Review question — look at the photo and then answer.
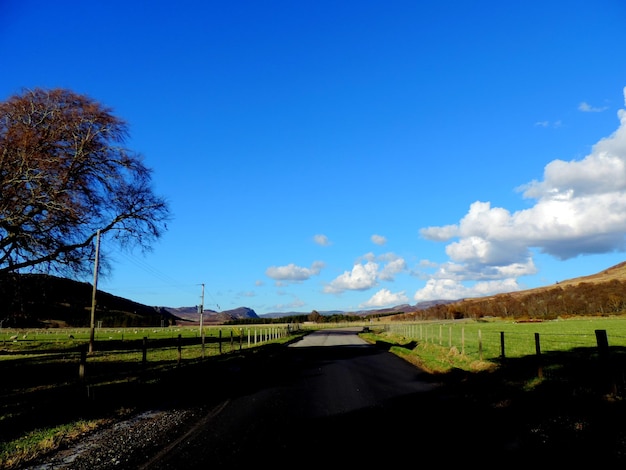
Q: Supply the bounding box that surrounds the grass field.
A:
[379,316,626,362]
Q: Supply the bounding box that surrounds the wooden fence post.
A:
[500,331,505,359]
[478,329,483,361]
[201,326,205,360]
[79,347,86,381]
[177,334,182,365]
[535,333,542,378]
[595,329,616,396]
[219,329,223,354]
[142,337,148,366]
[461,327,465,355]
[595,329,609,358]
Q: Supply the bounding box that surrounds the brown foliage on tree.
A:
[0,88,170,277]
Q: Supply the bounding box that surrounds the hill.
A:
[396,260,626,321]
[0,273,180,328]
[520,260,626,292]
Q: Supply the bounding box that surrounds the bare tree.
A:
[0,88,170,277]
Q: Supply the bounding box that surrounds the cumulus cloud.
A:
[360,288,409,308]
[378,257,407,281]
[313,234,331,246]
[371,234,387,245]
[324,261,379,293]
[417,86,626,301]
[266,261,324,283]
[324,253,407,294]
[414,278,522,302]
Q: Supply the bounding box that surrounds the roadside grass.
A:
[368,315,626,364]
[0,419,111,470]
[360,329,497,374]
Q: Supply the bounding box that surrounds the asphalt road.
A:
[139,327,524,468]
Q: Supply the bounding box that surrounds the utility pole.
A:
[199,283,205,358]
[89,229,101,354]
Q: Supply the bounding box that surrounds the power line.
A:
[110,248,197,296]
[107,248,221,310]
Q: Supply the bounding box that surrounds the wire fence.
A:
[382,318,626,361]
[0,324,303,393]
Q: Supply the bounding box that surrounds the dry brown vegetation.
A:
[393,261,626,322]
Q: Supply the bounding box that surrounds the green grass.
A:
[379,316,626,364]
[0,419,110,469]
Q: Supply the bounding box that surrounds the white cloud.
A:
[360,288,408,308]
[421,224,458,241]
[579,101,608,113]
[414,278,521,302]
[324,261,379,293]
[324,252,408,294]
[266,261,324,282]
[371,234,387,245]
[272,299,306,310]
[313,234,331,246]
[378,257,407,281]
[534,120,562,128]
[429,259,537,282]
[417,86,626,297]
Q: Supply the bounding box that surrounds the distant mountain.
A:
[260,301,456,319]
[260,310,344,319]
[165,306,259,324]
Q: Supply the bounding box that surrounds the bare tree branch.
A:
[0,88,170,277]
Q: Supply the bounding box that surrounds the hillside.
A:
[525,260,626,291]
[0,274,180,328]
[469,260,626,304]
[397,260,626,321]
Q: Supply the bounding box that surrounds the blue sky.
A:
[2,1,626,315]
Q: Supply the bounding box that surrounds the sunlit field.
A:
[382,316,626,361]
[0,324,298,364]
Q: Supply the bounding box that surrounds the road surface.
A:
[139,327,512,468]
